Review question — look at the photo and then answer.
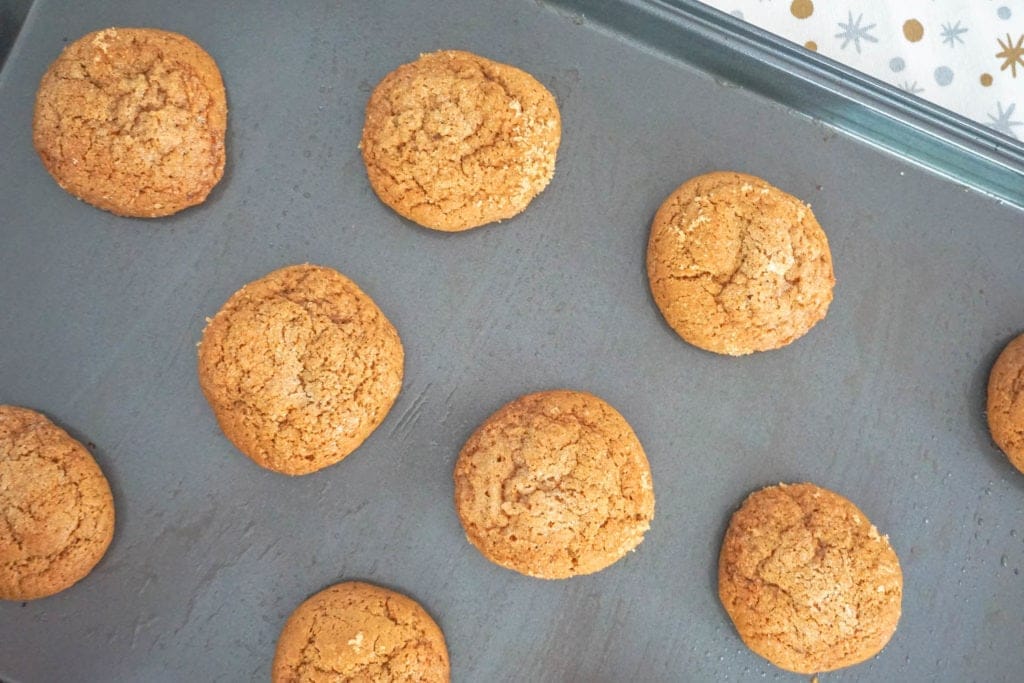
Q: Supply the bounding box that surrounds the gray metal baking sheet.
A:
[1,1,1023,681]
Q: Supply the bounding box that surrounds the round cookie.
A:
[33,27,227,217]
[197,264,404,476]
[987,332,1024,474]
[0,405,115,601]
[646,171,835,355]
[360,50,561,232]
[453,390,655,579]
[272,581,450,683]
[718,482,903,674]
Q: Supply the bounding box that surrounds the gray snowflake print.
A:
[988,102,1021,139]
[835,11,878,53]
[899,80,925,95]
[940,21,968,48]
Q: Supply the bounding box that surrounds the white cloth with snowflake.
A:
[697,0,1023,140]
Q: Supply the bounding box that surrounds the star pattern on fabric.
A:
[701,2,1020,132]
[940,21,968,48]
[899,80,924,95]
[996,33,1024,78]
[987,101,1021,139]
[835,11,878,54]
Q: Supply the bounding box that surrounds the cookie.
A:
[646,171,835,355]
[197,264,404,476]
[272,581,450,682]
[360,50,561,232]
[453,390,655,579]
[718,482,903,674]
[33,27,227,217]
[987,332,1024,474]
[0,405,115,601]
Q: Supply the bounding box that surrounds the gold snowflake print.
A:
[996,33,1024,78]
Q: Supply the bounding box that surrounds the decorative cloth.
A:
[697,0,1024,139]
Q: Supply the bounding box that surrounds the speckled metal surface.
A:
[1,1,1022,681]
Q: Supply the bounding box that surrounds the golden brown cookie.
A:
[197,264,404,476]
[453,390,655,579]
[0,405,115,601]
[272,581,450,683]
[33,27,227,217]
[718,482,903,674]
[646,171,835,355]
[360,50,561,232]
[987,332,1024,474]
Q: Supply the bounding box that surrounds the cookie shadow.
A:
[708,487,751,634]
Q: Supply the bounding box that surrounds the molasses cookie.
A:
[987,332,1024,474]
[0,405,115,601]
[272,581,450,682]
[197,264,404,475]
[33,28,227,217]
[361,50,560,231]
[647,172,834,355]
[718,482,903,674]
[454,390,655,578]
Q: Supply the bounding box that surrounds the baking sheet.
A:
[1,0,1023,681]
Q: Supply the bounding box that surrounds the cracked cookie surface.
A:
[0,405,115,601]
[718,482,903,674]
[197,264,404,476]
[360,50,560,232]
[647,171,834,355]
[33,27,226,217]
[272,581,450,683]
[454,390,655,579]
[987,332,1024,474]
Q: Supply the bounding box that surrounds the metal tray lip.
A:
[662,0,1024,156]
[0,1,1022,681]
[0,0,34,70]
[0,0,36,82]
[553,0,1024,210]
